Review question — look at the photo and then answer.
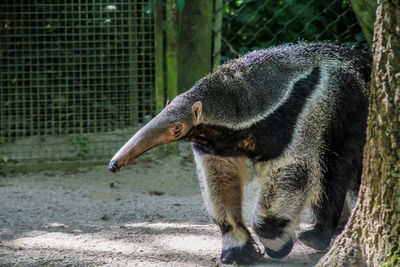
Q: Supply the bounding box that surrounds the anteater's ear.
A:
[192,101,202,126]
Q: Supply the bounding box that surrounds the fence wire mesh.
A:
[1,1,155,162]
[218,0,374,62]
[1,0,374,165]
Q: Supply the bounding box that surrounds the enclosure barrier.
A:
[1,1,155,165]
[213,0,375,63]
[0,0,374,171]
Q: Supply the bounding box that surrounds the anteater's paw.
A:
[220,240,263,265]
[263,238,293,259]
[298,229,332,251]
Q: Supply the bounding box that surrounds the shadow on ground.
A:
[0,155,326,266]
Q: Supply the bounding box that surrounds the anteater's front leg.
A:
[193,145,263,265]
[253,163,312,259]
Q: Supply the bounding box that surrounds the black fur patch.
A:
[313,70,369,233]
[220,239,263,264]
[184,66,321,161]
[217,221,251,238]
[265,238,293,259]
[253,217,290,239]
[298,228,332,251]
[218,222,233,235]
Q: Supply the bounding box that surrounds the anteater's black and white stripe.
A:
[109,42,372,265]
[180,43,371,263]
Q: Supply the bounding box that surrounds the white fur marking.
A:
[208,69,313,130]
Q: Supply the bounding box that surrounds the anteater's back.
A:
[184,42,371,129]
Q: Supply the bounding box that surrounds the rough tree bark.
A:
[317,0,400,266]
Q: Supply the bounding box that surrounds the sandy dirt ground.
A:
[0,153,327,266]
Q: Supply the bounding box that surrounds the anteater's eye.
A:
[173,124,182,133]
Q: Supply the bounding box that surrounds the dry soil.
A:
[0,154,327,266]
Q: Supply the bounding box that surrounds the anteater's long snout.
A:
[108,118,171,173]
[108,160,119,173]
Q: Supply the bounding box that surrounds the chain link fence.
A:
[1,1,155,162]
[217,0,374,62]
[1,0,375,165]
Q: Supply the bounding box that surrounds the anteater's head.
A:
[108,98,202,173]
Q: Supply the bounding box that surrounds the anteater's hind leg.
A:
[298,176,348,251]
[299,142,362,251]
[193,145,263,265]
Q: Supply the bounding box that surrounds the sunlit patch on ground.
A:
[0,156,326,266]
[4,231,151,254]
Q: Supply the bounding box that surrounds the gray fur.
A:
[184,43,369,261]
[110,42,371,263]
[171,43,369,129]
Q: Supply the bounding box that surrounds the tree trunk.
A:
[317,0,400,266]
[177,0,213,92]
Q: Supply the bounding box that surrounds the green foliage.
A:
[221,0,370,61]
[63,135,89,157]
[380,249,400,267]
[350,0,376,46]
[177,0,185,11]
